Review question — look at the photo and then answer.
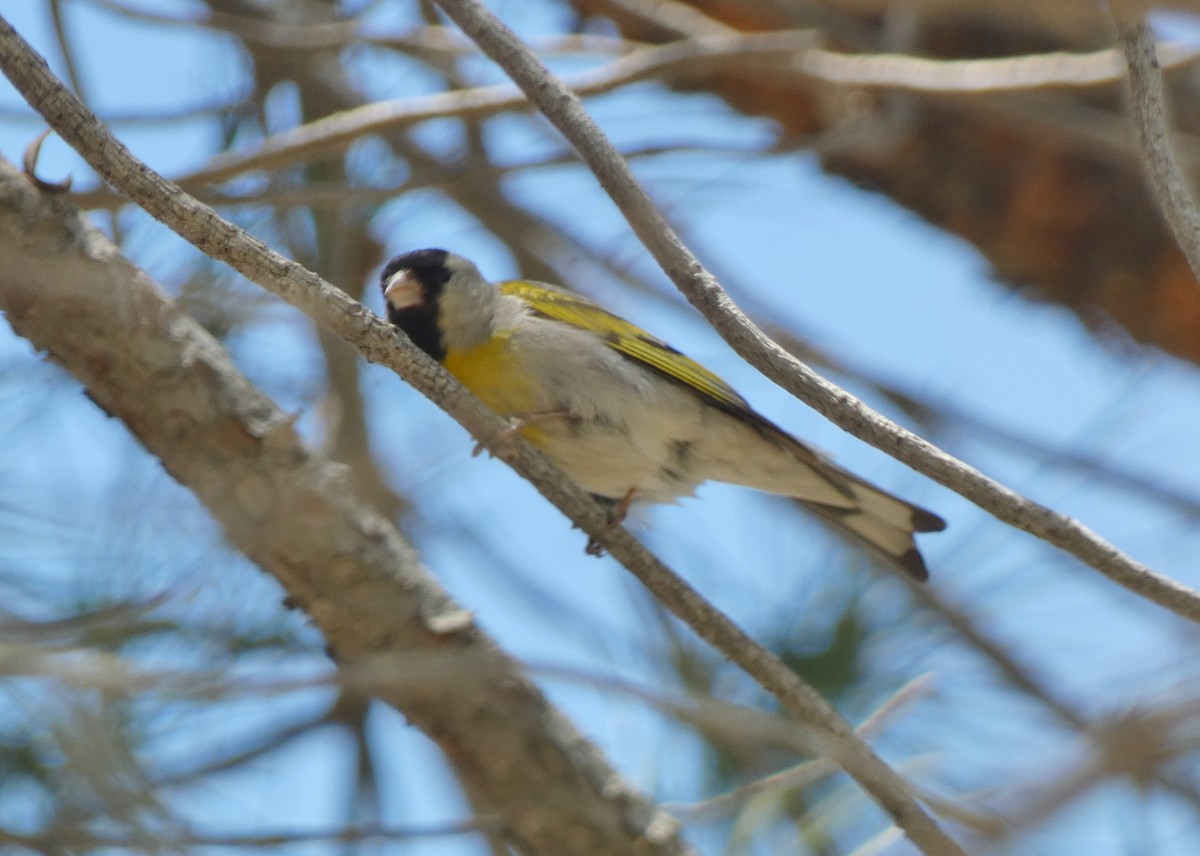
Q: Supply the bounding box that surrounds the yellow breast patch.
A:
[442,333,539,423]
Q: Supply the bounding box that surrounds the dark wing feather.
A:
[499,279,854,496]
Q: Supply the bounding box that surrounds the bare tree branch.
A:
[88,0,631,57]
[1113,11,1200,287]
[802,41,1200,93]
[597,0,1200,92]
[0,95,251,126]
[6,2,1200,849]
[0,158,686,856]
[429,0,1200,626]
[816,0,1199,33]
[669,674,936,819]
[67,143,752,210]
[138,32,1200,195]
[172,29,818,189]
[0,18,965,855]
[986,700,1200,847]
[578,0,1200,371]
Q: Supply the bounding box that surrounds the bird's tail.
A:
[703,413,944,578]
[714,428,945,579]
[796,473,945,580]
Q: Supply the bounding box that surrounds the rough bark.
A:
[0,158,685,856]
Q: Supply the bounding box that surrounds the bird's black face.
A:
[380,248,452,361]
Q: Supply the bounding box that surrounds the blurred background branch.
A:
[3,1,1200,854]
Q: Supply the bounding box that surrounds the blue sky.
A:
[3,2,1200,854]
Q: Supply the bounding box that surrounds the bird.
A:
[380,248,945,579]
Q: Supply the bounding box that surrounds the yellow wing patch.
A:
[499,279,751,415]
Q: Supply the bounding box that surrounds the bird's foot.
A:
[585,487,637,556]
[471,409,574,457]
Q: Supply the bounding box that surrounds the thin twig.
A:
[1113,11,1200,284]
[74,30,1197,197]
[668,674,935,819]
[90,0,638,57]
[803,41,1200,92]
[166,34,1200,194]
[47,0,84,96]
[429,0,1200,628]
[749,319,1200,520]
[602,0,1200,91]
[173,29,817,189]
[67,142,753,211]
[0,94,252,126]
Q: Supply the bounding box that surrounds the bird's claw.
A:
[471,417,527,458]
[582,487,637,557]
[472,410,578,457]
